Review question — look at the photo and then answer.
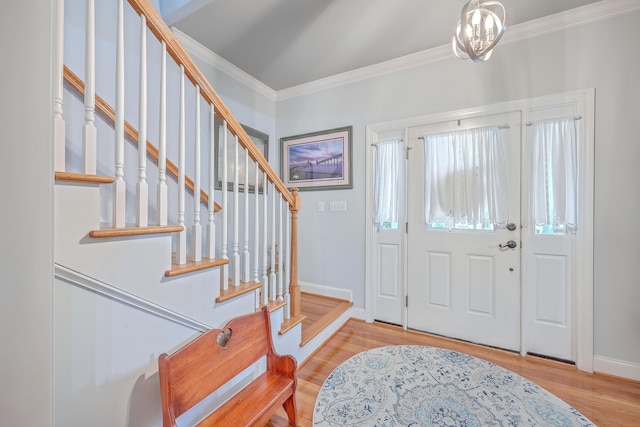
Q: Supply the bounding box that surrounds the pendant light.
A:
[452,0,507,62]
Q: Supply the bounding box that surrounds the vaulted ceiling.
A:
[163,0,602,91]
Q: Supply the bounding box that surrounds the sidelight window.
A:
[528,117,578,235]
[373,139,404,230]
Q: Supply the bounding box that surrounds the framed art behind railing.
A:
[280,126,352,191]
[215,120,269,193]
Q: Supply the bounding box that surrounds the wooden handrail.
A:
[63,65,221,212]
[127,0,294,208]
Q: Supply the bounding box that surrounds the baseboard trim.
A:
[350,307,366,321]
[299,281,352,302]
[593,355,640,381]
[54,263,212,332]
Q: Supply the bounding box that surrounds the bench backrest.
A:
[158,306,274,423]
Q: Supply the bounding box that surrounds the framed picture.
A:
[215,120,269,193]
[280,126,352,191]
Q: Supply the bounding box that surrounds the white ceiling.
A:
[167,0,601,91]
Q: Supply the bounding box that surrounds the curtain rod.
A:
[417,123,510,140]
[371,138,404,147]
[526,115,582,126]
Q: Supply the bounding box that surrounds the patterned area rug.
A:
[313,345,595,426]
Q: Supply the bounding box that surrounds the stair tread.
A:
[300,294,352,346]
[165,256,229,277]
[55,171,115,184]
[279,315,306,336]
[261,299,287,313]
[89,225,183,238]
[216,280,262,303]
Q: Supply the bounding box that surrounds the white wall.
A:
[0,1,54,425]
[275,11,640,366]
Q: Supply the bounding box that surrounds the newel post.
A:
[289,188,301,318]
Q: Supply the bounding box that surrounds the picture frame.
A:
[215,120,269,193]
[280,126,353,191]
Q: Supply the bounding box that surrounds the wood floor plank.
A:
[267,319,640,427]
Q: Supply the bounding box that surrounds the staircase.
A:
[51,0,349,425]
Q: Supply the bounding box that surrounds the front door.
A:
[407,112,522,351]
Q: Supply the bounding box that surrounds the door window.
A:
[423,126,509,232]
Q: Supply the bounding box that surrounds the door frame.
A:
[365,89,595,372]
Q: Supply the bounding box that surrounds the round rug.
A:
[313,345,595,426]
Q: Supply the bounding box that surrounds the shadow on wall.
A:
[127,372,162,427]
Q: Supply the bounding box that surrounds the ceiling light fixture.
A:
[452,0,507,62]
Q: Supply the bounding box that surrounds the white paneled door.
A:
[407,112,522,352]
[373,226,404,325]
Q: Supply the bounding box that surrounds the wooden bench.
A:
[158,306,298,426]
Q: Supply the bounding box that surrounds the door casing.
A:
[365,89,595,371]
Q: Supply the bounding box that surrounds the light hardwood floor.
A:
[268,318,640,427]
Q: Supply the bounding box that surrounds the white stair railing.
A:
[56,0,301,319]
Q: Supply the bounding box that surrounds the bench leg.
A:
[283,395,298,427]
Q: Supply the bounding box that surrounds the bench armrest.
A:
[267,352,297,379]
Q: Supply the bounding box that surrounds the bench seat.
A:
[197,372,295,426]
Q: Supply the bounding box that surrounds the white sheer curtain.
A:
[529,117,578,234]
[373,139,404,230]
[423,127,508,230]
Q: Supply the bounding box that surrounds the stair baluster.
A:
[253,164,260,285]
[206,103,216,258]
[136,13,148,226]
[242,146,250,282]
[270,181,277,301]
[232,135,240,286]
[176,65,187,264]
[157,41,168,226]
[192,89,202,261]
[83,0,97,175]
[221,120,229,290]
[113,0,126,228]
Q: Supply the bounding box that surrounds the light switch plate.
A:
[329,201,347,212]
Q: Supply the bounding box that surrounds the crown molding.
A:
[277,0,640,101]
[171,0,640,102]
[502,0,640,45]
[172,27,277,102]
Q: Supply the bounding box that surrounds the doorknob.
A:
[499,240,517,249]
